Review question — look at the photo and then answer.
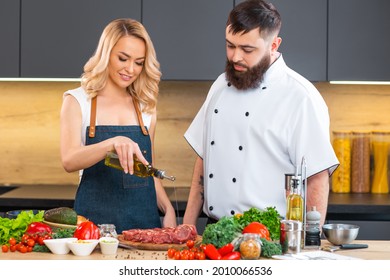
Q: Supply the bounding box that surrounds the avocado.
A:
[44,207,78,225]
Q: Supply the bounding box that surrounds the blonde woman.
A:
[60,18,176,232]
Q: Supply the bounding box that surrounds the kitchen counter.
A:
[1,184,390,218]
[0,240,388,260]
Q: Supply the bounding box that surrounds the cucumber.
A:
[44,207,78,225]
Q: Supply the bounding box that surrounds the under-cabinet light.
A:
[330,81,390,85]
[0,77,81,82]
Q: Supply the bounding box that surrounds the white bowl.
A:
[43,238,78,255]
[67,239,99,256]
[99,237,119,255]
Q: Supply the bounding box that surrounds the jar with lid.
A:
[99,224,118,238]
[371,131,390,194]
[351,131,371,193]
[332,131,352,193]
[238,233,262,260]
[280,220,302,254]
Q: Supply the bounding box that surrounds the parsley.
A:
[202,216,241,248]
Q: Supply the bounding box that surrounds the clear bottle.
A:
[104,151,175,181]
[99,224,118,238]
[332,131,352,193]
[286,175,304,222]
[371,131,390,194]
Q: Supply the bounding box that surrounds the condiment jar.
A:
[371,131,390,194]
[99,224,118,238]
[238,233,262,260]
[280,220,302,254]
[332,131,352,193]
[351,131,371,193]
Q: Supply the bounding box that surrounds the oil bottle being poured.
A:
[104,151,176,181]
[286,168,304,222]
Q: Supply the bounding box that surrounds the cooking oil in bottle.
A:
[286,175,304,222]
[104,151,175,181]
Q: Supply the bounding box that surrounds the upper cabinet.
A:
[143,0,233,80]
[328,0,390,81]
[20,0,141,78]
[270,0,327,82]
[0,0,20,77]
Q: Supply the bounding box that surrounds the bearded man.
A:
[183,0,339,228]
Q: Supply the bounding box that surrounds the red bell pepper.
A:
[25,222,52,235]
[73,221,100,240]
[218,243,234,256]
[221,251,241,260]
[203,244,222,260]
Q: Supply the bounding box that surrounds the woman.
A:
[60,18,176,232]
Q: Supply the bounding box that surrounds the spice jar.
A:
[332,131,352,193]
[371,131,390,194]
[351,131,371,193]
[280,220,302,254]
[99,224,118,238]
[238,234,262,260]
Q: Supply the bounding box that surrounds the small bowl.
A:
[99,237,119,255]
[67,239,99,256]
[43,238,77,255]
[322,224,359,245]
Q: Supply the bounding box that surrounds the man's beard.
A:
[225,55,270,90]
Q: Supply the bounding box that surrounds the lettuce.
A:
[0,210,44,245]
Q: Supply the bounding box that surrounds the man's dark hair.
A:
[227,0,282,38]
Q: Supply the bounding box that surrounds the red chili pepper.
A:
[204,244,222,260]
[25,222,52,235]
[73,221,100,240]
[221,251,241,260]
[218,243,234,256]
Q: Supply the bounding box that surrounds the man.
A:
[183,0,338,228]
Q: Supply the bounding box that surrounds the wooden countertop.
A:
[0,240,388,260]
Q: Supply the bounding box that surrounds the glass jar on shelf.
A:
[371,131,390,194]
[332,131,352,193]
[351,131,371,193]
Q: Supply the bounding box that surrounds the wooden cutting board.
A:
[118,234,202,251]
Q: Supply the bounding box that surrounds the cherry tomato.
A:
[38,236,45,245]
[27,239,35,248]
[19,245,27,253]
[186,239,195,249]
[2,245,9,253]
[10,245,16,252]
[21,234,29,245]
[167,248,176,259]
[197,251,206,260]
[9,237,17,246]
[174,251,181,260]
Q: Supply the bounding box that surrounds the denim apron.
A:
[74,117,161,233]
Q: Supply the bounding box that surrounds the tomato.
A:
[9,237,17,246]
[203,244,222,260]
[27,239,35,248]
[38,236,45,245]
[73,221,100,240]
[197,251,206,260]
[217,243,234,256]
[186,239,195,249]
[26,222,52,235]
[19,245,27,253]
[2,245,9,253]
[21,234,29,245]
[221,251,241,260]
[174,251,181,260]
[167,248,176,258]
[10,245,16,252]
[242,222,270,240]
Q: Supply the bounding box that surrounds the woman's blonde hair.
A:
[81,18,161,113]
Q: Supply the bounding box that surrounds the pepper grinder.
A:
[304,206,321,248]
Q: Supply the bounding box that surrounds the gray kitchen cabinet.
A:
[237,0,328,82]
[328,0,390,81]
[20,0,141,78]
[0,0,20,77]
[143,0,233,80]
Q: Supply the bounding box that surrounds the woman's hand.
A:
[112,136,149,174]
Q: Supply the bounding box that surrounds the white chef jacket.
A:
[184,55,339,220]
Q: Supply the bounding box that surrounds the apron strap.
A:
[88,96,149,138]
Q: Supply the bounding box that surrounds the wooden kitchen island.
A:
[0,240,389,260]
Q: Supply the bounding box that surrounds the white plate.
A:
[272,250,361,260]
[43,220,77,229]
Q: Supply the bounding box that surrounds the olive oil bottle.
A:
[104,151,175,181]
[286,175,304,222]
